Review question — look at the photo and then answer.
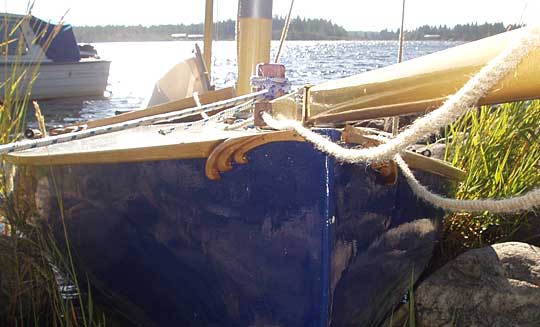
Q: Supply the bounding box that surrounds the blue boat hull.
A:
[12,131,443,326]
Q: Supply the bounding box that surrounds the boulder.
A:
[415,242,540,327]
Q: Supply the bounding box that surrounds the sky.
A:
[3,0,538,31]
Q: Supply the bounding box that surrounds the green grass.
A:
[397,101,540,326]
[441,100,540,253]
[0,12,107,327]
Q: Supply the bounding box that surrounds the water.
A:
[34,40,460,127]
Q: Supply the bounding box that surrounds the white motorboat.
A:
[0,14,110,100]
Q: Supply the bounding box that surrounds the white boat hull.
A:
[0,59,111,100]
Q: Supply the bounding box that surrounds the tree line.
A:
[74,17,347,42]
[74,20,511,43]
[350,23,510,41]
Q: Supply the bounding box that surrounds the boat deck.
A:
[7,125,260,166]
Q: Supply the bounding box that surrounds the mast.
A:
[203,0,214,81]
[236,0,273,95]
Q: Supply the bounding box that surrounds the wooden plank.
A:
[194,43,212,92]
[87,87,234,128]
[342,125,466,181]
[57,87,235,131]
[400,150,466,181]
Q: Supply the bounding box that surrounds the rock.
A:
[415,242,540,327]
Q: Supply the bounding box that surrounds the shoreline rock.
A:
[415,242,540,327]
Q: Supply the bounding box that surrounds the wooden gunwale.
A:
[4,139,224,166]
[6,124,466,183]
[4,129,276,166]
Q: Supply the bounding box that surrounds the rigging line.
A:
[397,0,406,63]
[215,0,219,41]
[159,100,255,133]
[236,0,241,66]
[392,0,406,137]
[224,116,254,131]
[518,0,528,27]
[0,90,268,155]
[274,0,295,63]
[213,0,219,81]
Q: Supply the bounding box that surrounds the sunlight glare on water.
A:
[35,40,459,126]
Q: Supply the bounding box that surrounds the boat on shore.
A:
[0,14,110,100]
[3,1,540,326]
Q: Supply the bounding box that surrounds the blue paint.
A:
[12,129,445,326]
[320,155,333,327]
[29,16,81,62]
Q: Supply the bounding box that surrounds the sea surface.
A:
[34,40,461,127]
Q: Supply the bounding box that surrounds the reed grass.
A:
[0,11,106,327]
[442,100,540,253]
[388,101,540,326]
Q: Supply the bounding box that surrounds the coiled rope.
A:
[251,76,292,99]
[263,25,540,213]
[159,99,255,133]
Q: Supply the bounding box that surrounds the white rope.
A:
[224,117,254,130]
[266,108,540,213]
[159,100,255,133]
[262,25,540,213]
[264,25,540,162]
[395,155,540,213]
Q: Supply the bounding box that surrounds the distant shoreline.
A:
[74,18,509,43]
[84,39,464,44]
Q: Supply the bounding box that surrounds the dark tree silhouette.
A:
[74,20,510,43]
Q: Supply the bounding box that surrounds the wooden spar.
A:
[270,27,540,123]
[50,87,235,133]
[310,97,447,124]
[236,0,273,95]
[341,125,466,181]
[203,0,214,80]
